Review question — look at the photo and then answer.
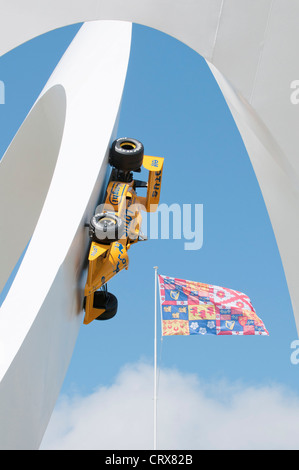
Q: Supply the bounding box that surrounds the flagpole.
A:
[153,266,158,451]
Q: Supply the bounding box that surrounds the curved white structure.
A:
[0,20,132,450]
[0,0,299,449]
[0,85,67,294]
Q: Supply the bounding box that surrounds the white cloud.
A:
[41,361,299,450]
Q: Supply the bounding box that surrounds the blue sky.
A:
[1,22,299,449]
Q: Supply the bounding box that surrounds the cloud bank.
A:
[41,362,299,450]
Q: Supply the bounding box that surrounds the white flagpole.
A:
[153,266,158,451]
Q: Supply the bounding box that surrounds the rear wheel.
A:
[109,137,144,172]
[93,291,118,320]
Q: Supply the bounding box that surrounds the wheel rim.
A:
[98,217,117,232]
[120,141,136,150]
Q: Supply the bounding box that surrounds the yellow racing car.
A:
[83,137,164,325]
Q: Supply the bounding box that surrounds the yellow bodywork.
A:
[83,155,164,325]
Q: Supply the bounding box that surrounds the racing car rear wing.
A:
[138,155,164,212]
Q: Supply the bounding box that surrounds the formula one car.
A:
[83,137,164,325]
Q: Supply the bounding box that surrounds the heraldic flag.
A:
[158,275,269,336]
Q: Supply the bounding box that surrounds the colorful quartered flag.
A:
[158,275,269,336]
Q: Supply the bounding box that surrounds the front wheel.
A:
[93,291,118,321]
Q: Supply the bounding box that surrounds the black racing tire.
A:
[93,291,118,321]
[109,137,144,172]
[89,212,125,244]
